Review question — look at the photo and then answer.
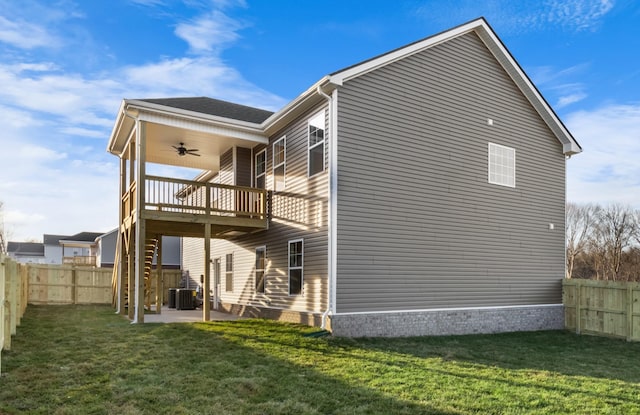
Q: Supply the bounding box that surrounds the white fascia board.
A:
[124,100,268,145]
[328,17,582,156]
[136,110,268,144]
[475,25,582,156]
[125,99,265,132]
[329,18,486,85]
[262,76,337,135]
[106,100,130,155]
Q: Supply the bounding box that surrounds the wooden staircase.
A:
[143,238,158,310]
[112,234,159,311]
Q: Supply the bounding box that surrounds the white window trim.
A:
[255,246,266,294]
[308,111,326,177]
[273,136,286,191]
[255,149,266,188]
[288,239,304,296]
[488,142,516,188]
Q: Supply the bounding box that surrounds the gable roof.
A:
[108,17,580,158]
[43,234,70,245]
[60,232,103,243]
[326,17,581,155]
[7,242,45,256]
[139,97,273,124]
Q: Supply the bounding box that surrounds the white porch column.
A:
[133,120,146,324]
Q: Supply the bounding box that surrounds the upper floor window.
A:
[273,137,286,191]
[255,149,266,189]
[308,112,325,177]
[488,143,515,188]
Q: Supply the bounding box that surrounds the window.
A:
[308,112,325,176]
[273,137,286,191]
[255,149,266,189]
[255,246,266,293]
[225,253,233,292]
[488,143,515,188]
[288,239,303,295]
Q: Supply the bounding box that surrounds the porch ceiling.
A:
[142,122,262,171]
[109,99,269,171]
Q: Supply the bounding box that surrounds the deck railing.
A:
[144,175,267,219]
[63,256,97,266]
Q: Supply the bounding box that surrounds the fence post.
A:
[575,279,582,335]
[72,266,77,305]
[627,283,633,342]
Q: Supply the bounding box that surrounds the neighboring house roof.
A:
[108,17,581,157]
[7,242,45,256]
[60,232,104,244]
[43,234,70,245]
[139,97,274,124]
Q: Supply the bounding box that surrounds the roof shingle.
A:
[139,97,274,124]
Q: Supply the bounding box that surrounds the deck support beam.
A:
[203,223,211,321]
[133,120,146,324]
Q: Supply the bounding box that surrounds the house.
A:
[6,242,45,264]
[43,234,68,264]
[58,232,103,266]
[107,17,581,335]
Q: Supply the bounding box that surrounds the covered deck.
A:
[107,97,273,324]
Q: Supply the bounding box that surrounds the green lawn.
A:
[1,305,640,414]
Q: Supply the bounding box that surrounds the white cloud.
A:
[175,10,245,53]
[528,64,590,109]
[122,56,285,110]
[545,0,614,31]
[418,0,614,34]
[556,93,587,108]
[0,15,59,49]
[17,145,67,161]
[566,104,640,207]
[0,0,286,241]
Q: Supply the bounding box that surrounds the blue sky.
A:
[1,0,639,241]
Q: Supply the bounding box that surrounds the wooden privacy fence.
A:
[563,279,640,341]
[27,264,182,306]
[1,254,29,373]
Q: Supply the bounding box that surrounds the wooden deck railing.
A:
[122,175,267,221]
[63,256,97,266]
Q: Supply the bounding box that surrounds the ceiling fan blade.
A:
[188,152,201,157]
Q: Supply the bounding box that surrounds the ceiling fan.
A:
[172,142,200,157]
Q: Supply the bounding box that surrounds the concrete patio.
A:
[143,306,245,323]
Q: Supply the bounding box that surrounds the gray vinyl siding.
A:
[182,104,330,314]
[236,147,252,187]
[335,32,566,313]
[219,148,234,185]
[181,237,203,289]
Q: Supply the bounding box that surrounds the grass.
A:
[1,306,640,415]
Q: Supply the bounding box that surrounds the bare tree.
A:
[566,203,598,278]
[593,204,639,280]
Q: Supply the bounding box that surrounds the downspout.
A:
[317,85,336,330]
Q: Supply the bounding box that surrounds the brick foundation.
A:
[329,305,564,337]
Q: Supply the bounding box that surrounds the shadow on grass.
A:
[196,322,640,412]
[1,305,455,415]
[350,330,640,383]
